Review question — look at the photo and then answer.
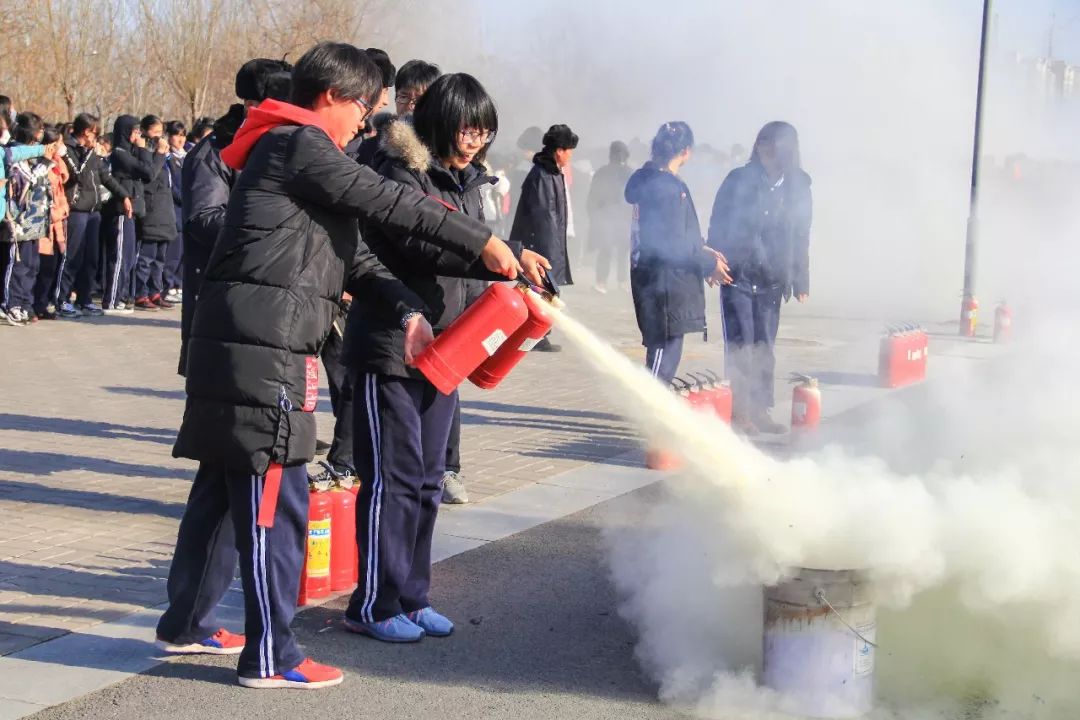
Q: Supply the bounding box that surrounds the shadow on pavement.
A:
[0,478,186,517]
[0,413,176,445]
[83,316,182,329]
[103,386,186,401]
[0,449,190,481]
[462,399,623,423]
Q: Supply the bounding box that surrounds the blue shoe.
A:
[406,607,454,637]
[343,614,425,643]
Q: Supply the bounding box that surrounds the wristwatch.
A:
[400,310,424,330]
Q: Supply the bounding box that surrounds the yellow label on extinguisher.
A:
[307,519,331,578]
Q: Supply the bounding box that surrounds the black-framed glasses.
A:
[395,94,420,109]
[353,97,373,119]
[459,128,495,145]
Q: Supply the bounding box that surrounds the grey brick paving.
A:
[0,282,971,656]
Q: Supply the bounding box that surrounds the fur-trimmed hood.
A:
[383,119,432,173]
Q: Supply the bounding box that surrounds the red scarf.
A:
[221,99,335,170]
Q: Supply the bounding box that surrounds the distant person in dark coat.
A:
[587,140,634,293]
[509,124,577,351]
[507,125,543,218]
[626,122,731,386]
[708,121,812,435]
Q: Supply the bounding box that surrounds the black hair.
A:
[364,48,396,88]
[650,121,694,164]
[395,59,441,93]
[165,120,187,137]
[140,114,164,133]
[13,112,43,144]
[73,113,99,137]
[541,124,578,152]
[101,133,113,146]
[750,121,801,170]
[0,95,10,115]
[609,140,629,164]
[235,58,292,102]
[291,42,381,110]
[265,71,292,102]
[413,73,498,165]
[42,125,61,145]
[190,117,215,141]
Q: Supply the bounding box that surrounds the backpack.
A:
[7,158,52,242]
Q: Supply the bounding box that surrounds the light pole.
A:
[961,0,992,336]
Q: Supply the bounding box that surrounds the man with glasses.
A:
[318,59,444,490]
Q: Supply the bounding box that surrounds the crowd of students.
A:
[0,102,220,325]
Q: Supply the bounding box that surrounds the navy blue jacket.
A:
[625,161,715,346]
[707,160,812,297]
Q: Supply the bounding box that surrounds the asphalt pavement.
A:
[27,485,691,720]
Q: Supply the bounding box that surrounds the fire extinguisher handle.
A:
[516,272,561,298]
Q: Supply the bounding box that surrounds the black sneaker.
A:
[533,336,562,353]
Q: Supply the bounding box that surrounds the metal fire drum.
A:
[762,568,877,718]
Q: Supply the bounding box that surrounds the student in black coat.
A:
[162,120,187,301]
[132,114,173,310]
[707,121,812,434]
[102,114,162,313]
[626,122,731,386]
[509,123,578,351]
[510,124,577,288]
[343,73,549,642]
[157,42,525,690]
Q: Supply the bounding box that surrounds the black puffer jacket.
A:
[173,119,492,474]
[509,152,572,285]
[706,160,812,297]
[139,142,176,243]
[177,105,242,376]
[344,121,510,380]
[62,135,127,213]
[105,115,164,218]
[625,161,715,346]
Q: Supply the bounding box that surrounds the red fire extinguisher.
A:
[993,300,1013,344]
[329,479,356,593]
[790,374,821,430]
[692,370,733,424]
[960,295,979,337]
[298,478,333,607]
[342,475,360,584]
[470,274,561,389]
[414,281,531,395]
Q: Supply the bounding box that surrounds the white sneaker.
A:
[0,307,21,326]
[440,471,469,504]
[593,284,608,295]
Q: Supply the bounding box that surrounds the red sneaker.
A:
[156,628,245,655]
[238,657,344,690]
[133,297,158,311]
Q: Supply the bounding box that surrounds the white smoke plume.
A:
[554,307,1080,718]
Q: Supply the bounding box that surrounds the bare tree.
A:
[137,0,238,124]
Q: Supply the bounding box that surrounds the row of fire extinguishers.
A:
[646,371,822,470]
[298,471,358,606]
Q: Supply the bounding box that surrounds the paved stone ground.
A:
[0,281,987,660]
